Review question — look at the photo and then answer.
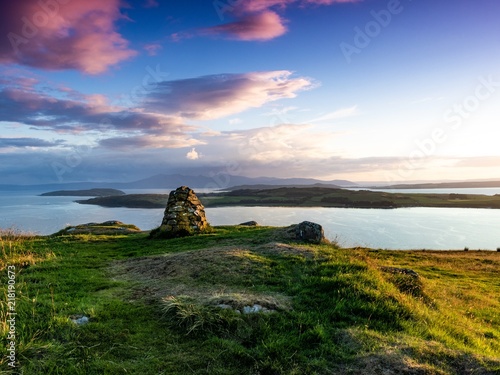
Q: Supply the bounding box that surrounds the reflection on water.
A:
[207,206,500,250]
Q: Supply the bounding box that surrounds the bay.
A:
[1,189,499,250]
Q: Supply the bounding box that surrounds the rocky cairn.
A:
[150,186,210,239]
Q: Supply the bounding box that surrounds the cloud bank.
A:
[0,0,136,74]
[0,70,312,151]
[0,137,65,149]
[144,71,313,119]
[201,11,287,41]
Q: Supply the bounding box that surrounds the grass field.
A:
[1,225,499,374]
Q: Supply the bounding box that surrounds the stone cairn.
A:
[151,186,210,238]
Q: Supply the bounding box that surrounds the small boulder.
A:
[69,314,90,325]
[239,221,259,226]
[54,221,141,235]
[294,221,327,244]
[242,304,273,314]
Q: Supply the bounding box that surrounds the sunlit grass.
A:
[0,228,55,272]
[0,226,498,374]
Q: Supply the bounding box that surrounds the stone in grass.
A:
[242,304,273,314]
[293,221,328,244]
[150,186,211,239]
[217,304,233,310]
[239,221,259,226]
[54,221,141,235]
[69,314,89,325]
[216,303,274,314]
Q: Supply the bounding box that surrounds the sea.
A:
[1,188,500,250]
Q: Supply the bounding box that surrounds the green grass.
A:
[1,226,499,374]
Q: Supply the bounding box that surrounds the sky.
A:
[0,0,499,185]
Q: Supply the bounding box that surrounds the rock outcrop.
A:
[294,221,327,244]
[151,186,210,238]
[53,221,141,236]
[276,221,328,244]
[239,221,259,226]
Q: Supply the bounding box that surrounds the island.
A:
[74,186,500,209]
[40,188,126,197]
[76,193,169,208]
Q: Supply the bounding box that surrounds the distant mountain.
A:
[8,175,500,193]
[124,174,358,189]
[375,181,500,190]
[0,174,357,191]
[121,174,215,189]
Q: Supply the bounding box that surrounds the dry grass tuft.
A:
[334,329,499,375]
[0,227,54,271]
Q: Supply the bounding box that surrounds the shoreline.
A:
[74,187,500,210]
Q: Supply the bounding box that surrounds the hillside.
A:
[75,187,500,209]
[1,225,499,374]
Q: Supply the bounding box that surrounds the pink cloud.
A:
[0,69,314,150]
[0,0,136,74]
[190,0,361,41]
[144,70,314,119]
[235,0,293,14]
[0,83,193,138]
[201,11,287,41]
[236,0,360,12]
[304,0,361,4]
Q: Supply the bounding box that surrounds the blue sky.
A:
[0,0,499,185]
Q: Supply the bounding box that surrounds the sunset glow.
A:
[1,0,499,184]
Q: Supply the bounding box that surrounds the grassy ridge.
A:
[1,227,499,374]
[75,187,500,209]
[203,187,500,209]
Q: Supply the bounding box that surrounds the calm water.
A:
[1,189,499,250]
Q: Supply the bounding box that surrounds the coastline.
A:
[74,187,500,210]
